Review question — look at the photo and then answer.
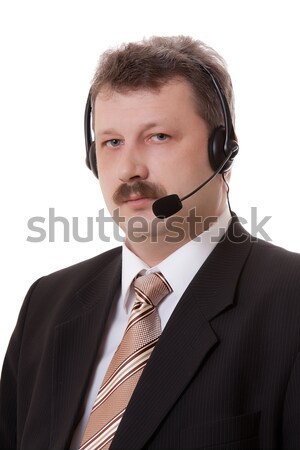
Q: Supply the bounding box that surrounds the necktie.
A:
[79,272,172,450]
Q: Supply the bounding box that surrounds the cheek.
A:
[97,153,116,186]
[98,171,116,202]
[167,148,210,180]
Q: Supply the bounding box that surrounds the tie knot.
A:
[133,272,172,306]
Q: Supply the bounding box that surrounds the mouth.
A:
[123,195,157,209]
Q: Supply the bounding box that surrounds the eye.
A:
[105,139,123,148]
[151,133,170,142]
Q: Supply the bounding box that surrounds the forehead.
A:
[93,78,198,128]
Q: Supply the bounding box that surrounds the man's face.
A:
[94,78,224,239]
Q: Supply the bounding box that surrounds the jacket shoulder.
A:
[21,246,122,317]
[244,237,300,301]
[41,245,122,287]
[251,238,300,272]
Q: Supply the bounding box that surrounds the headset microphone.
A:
[152,145,237,219]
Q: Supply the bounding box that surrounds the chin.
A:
[123,214,169,243]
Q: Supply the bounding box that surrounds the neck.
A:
[125,236,189,267]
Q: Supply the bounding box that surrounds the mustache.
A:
[113,181,167,205]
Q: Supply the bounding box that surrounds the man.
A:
[1,36,300,450]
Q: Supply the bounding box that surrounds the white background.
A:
[1,0,299,368]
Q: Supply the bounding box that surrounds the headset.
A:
[84,63,239,180]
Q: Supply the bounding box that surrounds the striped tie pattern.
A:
[79,272,172,450]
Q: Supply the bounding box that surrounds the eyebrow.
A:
[98,122,162,136]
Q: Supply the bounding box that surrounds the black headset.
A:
[84,64,239,179]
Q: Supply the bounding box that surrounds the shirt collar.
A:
[121,207,232,310]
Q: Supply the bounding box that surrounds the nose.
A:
[118,144,149,183]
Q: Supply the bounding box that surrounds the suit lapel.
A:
[111,219,253,450]
[49,251,122,450]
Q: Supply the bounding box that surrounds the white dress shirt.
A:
[70,207,231,449]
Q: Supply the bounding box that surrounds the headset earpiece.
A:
[88,141,98,178]
[84,92,99,178]
[208,126,238,173]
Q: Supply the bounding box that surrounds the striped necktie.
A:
[79,272,172,450]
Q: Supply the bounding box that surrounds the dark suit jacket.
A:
[1,217,300,450]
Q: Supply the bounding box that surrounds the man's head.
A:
[89,36,236,255]
[90,36,235,133]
